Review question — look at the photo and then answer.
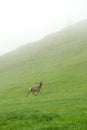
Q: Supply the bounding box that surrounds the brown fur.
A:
[26,81,43,96]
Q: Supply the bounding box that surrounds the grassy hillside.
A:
[0,20,87,130]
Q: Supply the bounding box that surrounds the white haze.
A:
[0,0,87,55]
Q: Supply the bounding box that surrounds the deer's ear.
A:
[40,81,43,84]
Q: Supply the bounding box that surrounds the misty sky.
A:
[0,0,87,55]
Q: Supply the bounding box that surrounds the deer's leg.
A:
[33,92,39,96]
[33,92,37,96]
[39,91,43,95]
[25,90,31,97]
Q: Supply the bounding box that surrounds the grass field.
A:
[0,20,87,130]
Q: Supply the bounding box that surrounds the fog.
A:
[0,0,87,55]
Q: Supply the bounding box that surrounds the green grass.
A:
[0,20,87,130]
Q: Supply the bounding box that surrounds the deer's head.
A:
[35,81,43,86]
[39,81,43,86]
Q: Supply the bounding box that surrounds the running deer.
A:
[26,81,43,96]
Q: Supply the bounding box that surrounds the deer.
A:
[26,81,43,96]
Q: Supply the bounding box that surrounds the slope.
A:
[0,20,87,130]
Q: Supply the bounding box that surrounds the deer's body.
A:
[26,82,43,96]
